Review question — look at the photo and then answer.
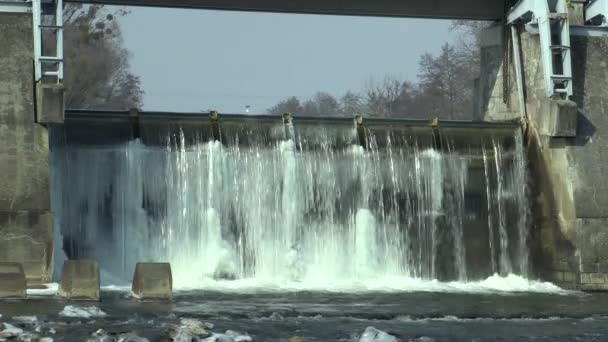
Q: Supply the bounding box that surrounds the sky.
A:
[120,8,455,113]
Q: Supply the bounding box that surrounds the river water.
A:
[1,283,608,341]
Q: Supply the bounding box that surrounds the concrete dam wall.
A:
[49,119,532,286]
[478,24,608,290]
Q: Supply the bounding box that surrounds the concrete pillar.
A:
[0,262,27,299]
[58,260,100,300]
[0,13,54,285]
[131,263,172,301]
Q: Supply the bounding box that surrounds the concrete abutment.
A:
[479,23,608,290]
[0,12,54,285]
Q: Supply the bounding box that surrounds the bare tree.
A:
[47,4,143,109]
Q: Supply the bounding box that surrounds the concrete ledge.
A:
[131,263,172,301]
[537,99,577,137]
[0,263,26,299]
[58,260,100,301]
[36,82,65,124]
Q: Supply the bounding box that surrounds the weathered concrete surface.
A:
[36,83,65,124]
[59,260,100,300]
[479,25,608,290]
[0,13,54,284]
[0,262,26,299]
[132,263,172,301]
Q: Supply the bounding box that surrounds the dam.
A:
[50,112,529,286]
[2,0,608,340]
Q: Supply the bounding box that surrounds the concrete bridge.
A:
[1,0,608,290]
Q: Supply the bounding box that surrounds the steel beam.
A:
[63,0,506,20]
[586,0,608,26]
[0,1,32,13]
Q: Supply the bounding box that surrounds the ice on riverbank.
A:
[59,305,107,318]
[359,327,399,342]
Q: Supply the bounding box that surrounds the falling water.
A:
[50,122,530,286]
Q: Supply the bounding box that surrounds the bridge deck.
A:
[63,0,506,20]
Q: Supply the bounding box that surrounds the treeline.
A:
[268,22,486,120]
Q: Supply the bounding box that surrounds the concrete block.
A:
[0,263,26,299]
[58,260,100,300]
[131,263,172,301]
[36,83,65,124]
[0,211,54,285]
[537,99,577,137]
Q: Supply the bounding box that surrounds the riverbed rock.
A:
[358,327,399,342]
[0,322,23,338]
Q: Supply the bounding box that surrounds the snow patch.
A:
[59,305,107,318]
[359,327,399,342]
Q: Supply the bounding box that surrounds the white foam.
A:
[395,315,569,323]
[172,273,567,294]
[59,305,107,318]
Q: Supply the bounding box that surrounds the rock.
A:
[225,330,252,341]
[180,318,210,336]
[289,337,303,342]
[40,338,54,342]
[358,327,399,342]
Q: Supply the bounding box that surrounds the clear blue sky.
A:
[121,8,455,113]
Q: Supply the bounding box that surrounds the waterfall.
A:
[50,123,531,286]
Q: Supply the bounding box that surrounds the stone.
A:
[131,263,172,301]
[289,337,303,342]
[0,262,26,299]
[58,260,100,300]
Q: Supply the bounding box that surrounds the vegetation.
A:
[53,4,143,109]
[268,21,488,120]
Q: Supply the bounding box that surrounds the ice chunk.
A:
[13,316,37,324]
[225,330,252,342]
[358,327,399,342]
[59,305,107,318]
[0,323,24,338]
[202,334,234,342]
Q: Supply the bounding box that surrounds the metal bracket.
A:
[32,0,63,83]
[507,0,573,99]
[586,0,608,26]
